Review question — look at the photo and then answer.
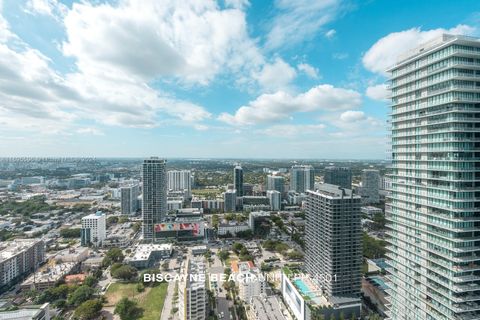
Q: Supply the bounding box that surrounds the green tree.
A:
[114,297,142,320]
[218,250,230,262]
[60,228,81,238]
[73,299,102,320]
[103,247,124,266]
[111,265,137,281]
[67,285,95,306]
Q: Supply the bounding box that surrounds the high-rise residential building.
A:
[290,165,315,193]
[167,170,192,198]
[234,165,244,197]
[0,239,45,291]
[266,175,285,193]
[179,258,206,320]
[243,183,254,196]
[267,190,281,211]
[121,184,140,215]
[224,189,237,212]
[360,169,380,204]
[142,157,167,241]
[386,34,480,320]
[323,166,352,189]
[81,211,106,247]
[305,184,361,299]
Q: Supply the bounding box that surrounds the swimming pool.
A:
[370,276,389,290]
[294,279,316,298]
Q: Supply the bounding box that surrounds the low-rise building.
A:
[247,295,288,320]
[217,222,250,236]
[0,302,50,320]
[21,262,77,291]
[126,244,173,269]
[361,206,383,218]
[191,245,207,255]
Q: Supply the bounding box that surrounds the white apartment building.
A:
[179,258,206,320]
[81,211,106,247]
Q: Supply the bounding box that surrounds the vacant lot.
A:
[104,282,168,320]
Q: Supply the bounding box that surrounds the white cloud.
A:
[260,124,325,137]
[76,127,104,136]
[366,84,390,101]
[325,29,336,39]
[0,2,213,133]
[253,58,297,91]
[62,0,263,85]
[25,0,67,19]
[297,63,319,79]
[339,110,366,122]
[265,0,343,49]
[219,84,362,126]
[363,24,477,75]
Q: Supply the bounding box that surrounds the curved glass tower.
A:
[387,34,480,320]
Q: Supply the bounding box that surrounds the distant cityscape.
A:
[1,1,480,320]
[0,155,389,320]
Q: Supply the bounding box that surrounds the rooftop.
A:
[389,34,480,70]
[129,243,172,262]
[308,183,358,199]
[0,239,43,262]
[250,295,288,320]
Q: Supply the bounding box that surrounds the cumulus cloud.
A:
[265,0,344,49]
[366,84,390,101]
[62,0,263,85]
[363,24,477,75]
[253,58,297,91]
[25,0,67,19]
[339,110,366,122]
[297,63,320,79]
[76,127,104,136]
[260,124,325,137]
[219,84,362,126]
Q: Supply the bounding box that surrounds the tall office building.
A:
[142,157,167,241]
[167,170,192,198]
[81,211,106,247]
[266,175,285,193]
[323,166,352,189]
[386,34,480,320]
[179,258,207,320]
[121,184,140,215]
[267,190,281,211]
[290,165,315,193]
[234,165,244,197]
[224,189,237,212]
[305,184,362,298]
[360,169,380,204]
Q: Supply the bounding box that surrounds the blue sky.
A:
[0,0,479,158]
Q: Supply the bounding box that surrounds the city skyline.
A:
[1,0,480,158]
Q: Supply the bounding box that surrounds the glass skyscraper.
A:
[386,34,480,320]
[142,157,167,241]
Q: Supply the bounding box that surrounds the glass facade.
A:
[386,35,480,320]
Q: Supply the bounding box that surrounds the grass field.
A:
[104,282,169,320]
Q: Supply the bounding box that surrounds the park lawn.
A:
[140,283,169,320]
[104,282,169,320]
[104,283,140,306]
